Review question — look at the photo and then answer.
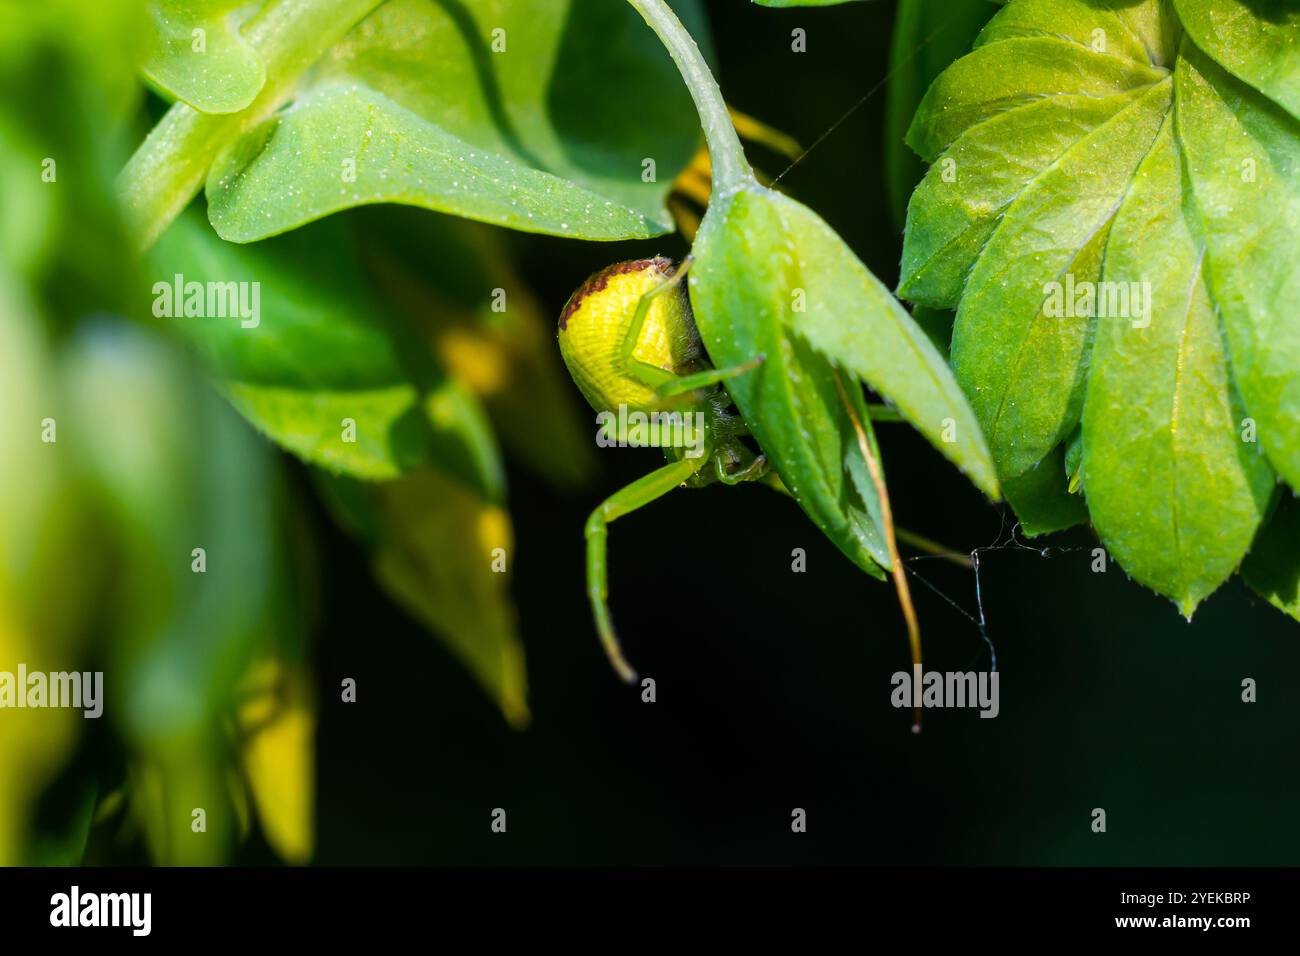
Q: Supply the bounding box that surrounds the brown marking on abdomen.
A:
[558,256,675,331]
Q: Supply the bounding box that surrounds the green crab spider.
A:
[558,255,941,734]
[557,255,773,682]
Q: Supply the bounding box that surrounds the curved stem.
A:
[625,0,753,193]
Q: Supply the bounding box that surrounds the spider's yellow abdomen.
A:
[557,257,702,413]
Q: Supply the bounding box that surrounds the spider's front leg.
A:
[617,256,766,402]
[581,256,768,682]
[654,354,766,401]
[585,456,707,682]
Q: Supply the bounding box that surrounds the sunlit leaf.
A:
[899,0,1300,612]
[1177,42,1300,491]
[142,0,266,113]
[1174,0,1300,121]
[885,0,996,229]
[1081,119,1273,614]
[198,0,710,243]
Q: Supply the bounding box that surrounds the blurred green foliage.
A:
[0,0,699,864]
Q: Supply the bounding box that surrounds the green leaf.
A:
[1080,119,1274,615]
[1174,0,1300,121]
[690,188,889,577]
[900,0,1300,612]
[142,0,266,113]
[905,36,1166,163]
[149,210,505,497]
[119,0,386,251]
[885,0,996,230]
[319,469,530,726]
[728,187,999,499]
[899,85,1152,308]
[970,0,1178,67]
[203,0,708,243]
[1002,445,1089,538]
[1242,492,1300,622]
[689,184,1001,574]
[1177,42,1300,491]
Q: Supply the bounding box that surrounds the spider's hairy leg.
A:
[585,456,707,683]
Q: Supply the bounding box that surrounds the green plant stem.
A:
[625,0,753,193]
[118,0,383,251]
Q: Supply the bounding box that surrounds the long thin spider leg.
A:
[655,353,766,400]
[620,257,704,395]
[619,255,693,364]
[585,457,706,682]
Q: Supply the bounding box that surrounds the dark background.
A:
[257,0,1296,865]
